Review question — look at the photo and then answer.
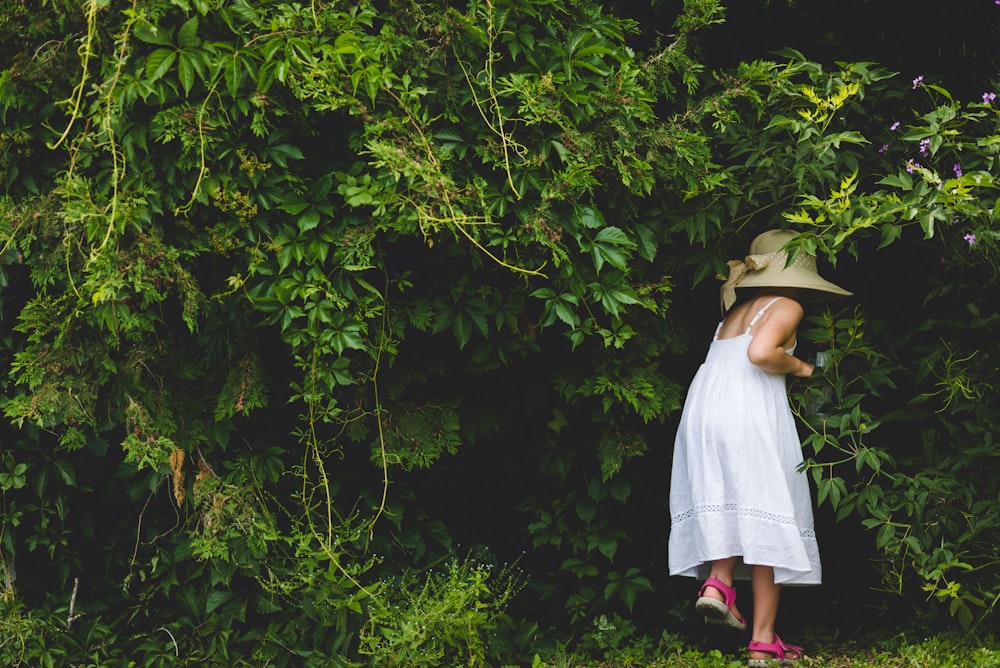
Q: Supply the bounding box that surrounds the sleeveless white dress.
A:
[668,298,821,585]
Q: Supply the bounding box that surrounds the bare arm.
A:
[746,299,814,377]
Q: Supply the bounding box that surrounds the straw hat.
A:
[719,229,852,311]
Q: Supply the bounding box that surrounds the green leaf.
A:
[225,52,242,98]
[53,459,75,486]
[297,210,321,232]
[592,243,628,272]
[554,300,578,326]
[634,223,658,261]
[609,478,631,502]
[177,16,201,49]
[574,205,605,229]
[134,21,173,46]
[596,537,617,561]
[925,84,954,101]
[877,172,913,190]
[178,54,196,95]
[145,49,177,82]
[586,476,607,502]
[878,224,903,249]
[468,307,490,337]
[876,523,895,549]
[204,589,232,615]
[267,142,305,166]
[278,201,309,215]
[593,226,635,247]
[576,500,596,523]
[823,131,869,148]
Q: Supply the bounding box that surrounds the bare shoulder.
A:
[771,297,804,316]
[762,297,804,328]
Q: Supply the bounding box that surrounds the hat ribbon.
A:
[719,252,782,311]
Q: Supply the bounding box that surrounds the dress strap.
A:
[712,321,723,341]
[744,297,784,334]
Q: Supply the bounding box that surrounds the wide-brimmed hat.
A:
[719,229,852,311]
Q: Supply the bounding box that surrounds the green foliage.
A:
[0,0,739,661]
[519,413,656,625]
[790,307,898,519]
[6,0,1000,660]
[359,553,523,667]
[530,628,745,668]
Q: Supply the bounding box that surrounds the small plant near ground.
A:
[358,553,523,667]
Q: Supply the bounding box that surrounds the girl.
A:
[668,229,851,666]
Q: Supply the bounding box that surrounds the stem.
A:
[66,577,80,629]
[48,0,99,151]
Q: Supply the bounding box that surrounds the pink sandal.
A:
[747,634,804,666]
[694,576,747,630]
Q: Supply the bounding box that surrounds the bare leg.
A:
[700,556,743,622]
[749,564,781,660]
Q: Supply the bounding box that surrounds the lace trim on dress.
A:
[671,504,815,538]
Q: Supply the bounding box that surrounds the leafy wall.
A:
[1,0,1000,664]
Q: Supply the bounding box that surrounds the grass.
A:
[526,632,1000,667]
[800,636,1000,668]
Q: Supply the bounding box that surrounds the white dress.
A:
[668,297,821,585]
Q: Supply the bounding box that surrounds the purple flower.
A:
[878,143,889,153]
[919,138,931,156]
[905,160,921,174]
[954,163,963,177]
[964,233,977,245]
[913,75,924,89]
[890,121,901,131]
[984,92,997,104]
